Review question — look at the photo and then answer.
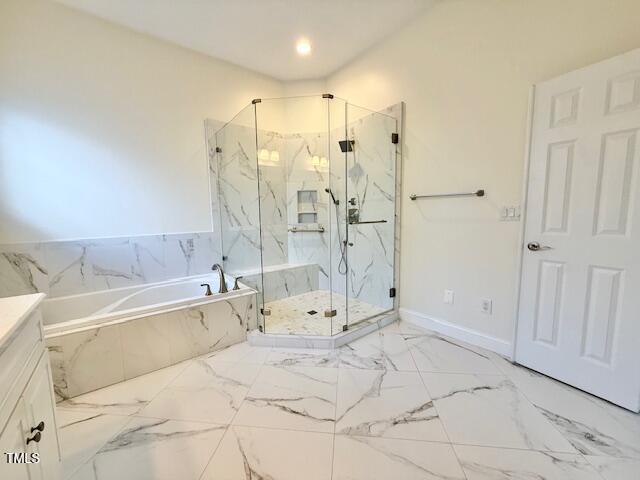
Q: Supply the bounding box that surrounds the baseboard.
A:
[399,307,512,358]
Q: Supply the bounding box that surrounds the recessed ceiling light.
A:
[296,39,311,56]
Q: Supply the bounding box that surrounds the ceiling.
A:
[55,0,436,81]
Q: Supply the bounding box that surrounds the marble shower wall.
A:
[214,121,288,275]
[284,131,332,291]
[0,231,221,299]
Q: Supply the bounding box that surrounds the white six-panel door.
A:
[516,48,640,412]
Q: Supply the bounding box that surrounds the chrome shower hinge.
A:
[324,309,337,318]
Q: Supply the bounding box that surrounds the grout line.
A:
[408,330,469,480]
[197,350,269,479]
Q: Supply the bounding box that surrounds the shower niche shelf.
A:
[297,190,318,224]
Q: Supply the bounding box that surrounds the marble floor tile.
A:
[454,445,603,480]
[70,417,226,480]
[335,369,448,442]
[139,362,261,424]
[202,341,271,366]
[233,365,337,433]
[201,426,333,480]
[266,348,339,368]
[379,320,430,335]
[338,331,417,371]
[405,332,501,374]
[57,410,130,480]
[492,356,640,459]
[332,436,465,480]
[422,373,576,452]
[585,455,640,480]
[57,363,188,415]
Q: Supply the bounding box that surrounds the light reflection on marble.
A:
[404,331,502,374]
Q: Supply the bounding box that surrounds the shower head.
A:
[338,139,355,153]
[325,188,339,206]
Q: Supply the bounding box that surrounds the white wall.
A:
[327,0,640,343]
[0,0,283,243]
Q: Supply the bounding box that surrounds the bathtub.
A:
[44,274,256,400]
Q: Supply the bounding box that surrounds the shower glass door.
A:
[345,104,397,328]
[255,95,346,335]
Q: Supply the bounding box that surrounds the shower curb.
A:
[247,310,398,349]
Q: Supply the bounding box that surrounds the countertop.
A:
[0,293,45,352]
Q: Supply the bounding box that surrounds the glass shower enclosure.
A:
[214,94,397,336]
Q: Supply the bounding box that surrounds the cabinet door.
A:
[22,353,60,480]
[0,399,32,480]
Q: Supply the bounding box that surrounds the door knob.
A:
[527,241,553,251]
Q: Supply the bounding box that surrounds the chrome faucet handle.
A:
[233,276,243,291]
[200,283,213,296]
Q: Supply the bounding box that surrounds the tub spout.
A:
[211,264,228,293]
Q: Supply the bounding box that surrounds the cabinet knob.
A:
[31,421,45,433]
[26,431,42,445]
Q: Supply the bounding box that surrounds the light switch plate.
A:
[480,298,493,314]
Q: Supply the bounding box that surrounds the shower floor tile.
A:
[263,289,386,335]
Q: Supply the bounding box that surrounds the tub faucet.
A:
[211,264,228,293]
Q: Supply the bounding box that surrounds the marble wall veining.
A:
[0,231,222,299]
[47,291,254,400]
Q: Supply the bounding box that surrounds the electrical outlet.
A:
[480,298,493,314]
[443,290,454,305]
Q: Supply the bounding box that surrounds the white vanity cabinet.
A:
[0,294,61,480]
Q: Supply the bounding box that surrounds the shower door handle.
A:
[348,220,388,225]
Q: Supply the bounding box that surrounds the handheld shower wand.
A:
[324,188,339,206]
[325,187,348,275]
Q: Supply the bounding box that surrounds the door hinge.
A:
[391,133,399,144]
[215,146,222,153]
[389,287,396,298]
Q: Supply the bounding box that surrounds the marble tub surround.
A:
[0,231,222,299]
[47,290,254,400]
[56,319,637,480]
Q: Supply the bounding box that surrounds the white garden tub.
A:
[44,274,256,400]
